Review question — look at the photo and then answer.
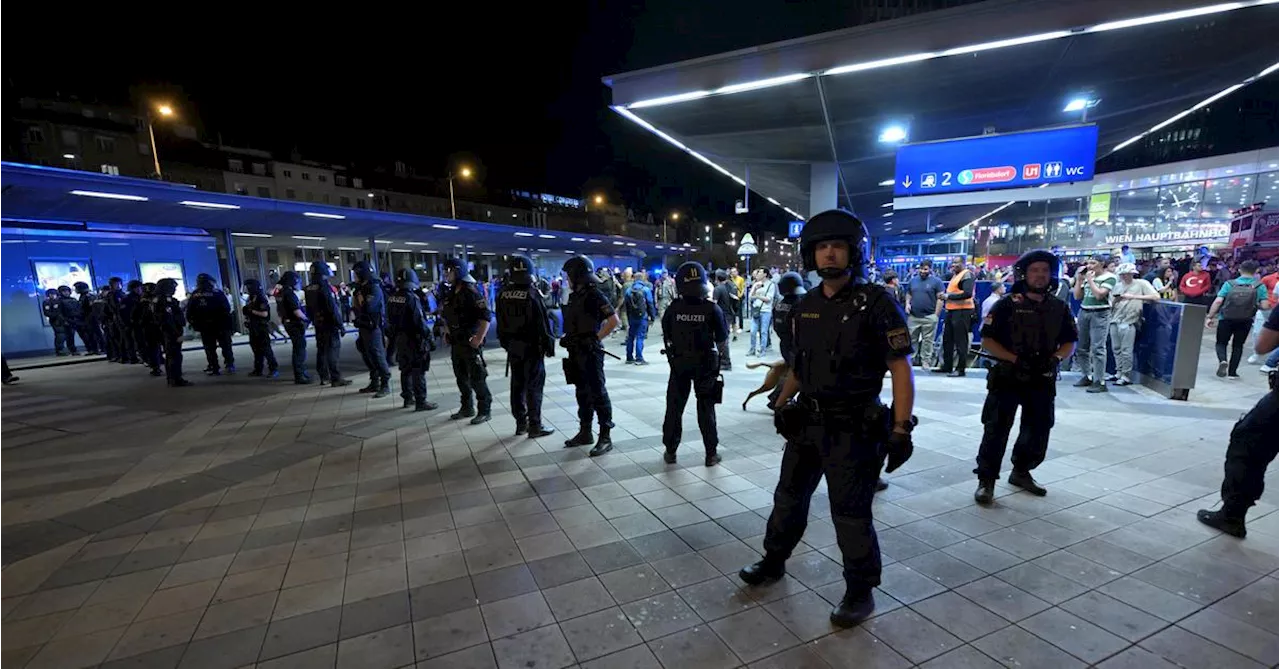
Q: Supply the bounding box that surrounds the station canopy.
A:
[604,0,1280,235]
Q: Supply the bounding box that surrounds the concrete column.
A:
[809,162,838,217]
[221,229,245,333]
[368,237,379,275]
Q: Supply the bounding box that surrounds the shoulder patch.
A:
[887,327,910,350]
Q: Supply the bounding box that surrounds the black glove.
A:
[885,430,913,473]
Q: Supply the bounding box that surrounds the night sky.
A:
[7,1,859,233]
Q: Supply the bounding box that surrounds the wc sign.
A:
[787,220,805,238]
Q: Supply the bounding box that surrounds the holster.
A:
[711,374,725,405]
[562,357,578,385]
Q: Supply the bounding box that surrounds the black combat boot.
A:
[565,426,593,448]
[705,449,721,467]
[469,411,492,425]
[515,420,528,436]
[663,446,677,464]
[527,423,555,438]
[974,479,995,505]
[373,377,391,399]
[403,395,414,409]
[415,400,439,412]
[829,589,875,628]
[331,378,353,388]
[359,377,379,393]
[589,425,613,457]
[451,406,476,420]
[1197,509,1247,538]
[1008,470,1046,496]
[738,558,785,585]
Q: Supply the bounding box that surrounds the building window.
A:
[318,174,328,183]
[340,196,351,207]
[322,194,331,204]
[100,164,120,176]
[301,172,311,181]
[357,199,367,209]
[285,188,296,199]
[26,127,44,143]
[335,175,348,187]
[252,163,266,176]
[61,129,80,146]
[256,186,272,198]
[305,192,314,201]
[233,182,248,195]
[283,169,293,178]
[95,136,116,153]
[353,177,363,189]
[228,159,244,173]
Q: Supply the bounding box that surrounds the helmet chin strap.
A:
[816,266,850,279]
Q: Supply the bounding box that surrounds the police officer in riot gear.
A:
[187,273,237,375]
[772,272,806,366]
[973,250,1077,504]
[156,278,192,387]
[44,288,70,355]
[740,209,917,628]
[117,279,143,365]
[661,262,729,466]
[387,268,437,411]
[497,255,557,438]
[352,261,392,398]
[304,261,352,387]
[276,271,312,384]
[560,255,620,456]
[439,258,493,423]
[106,277,136,364]
[242,279,279,377]
[135,283,164,375]
[57,285,85,354]
[74,282,104,355]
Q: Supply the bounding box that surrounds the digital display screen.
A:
[33,259,93,292]
[895,125,1099,197]
[139,261,187,296]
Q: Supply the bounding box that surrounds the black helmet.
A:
[243,278,263,295]
[58,285,72,295]
[45,288,58,297]
[801,209,866,279]
[442,258,475,284]
[309,261,332,282]
[196,273,215,289]
[109,276,123,287]
[777,271,806,297]
[156,278,179,296]
[352,261,373,281]
[562,255,595,286]
[279,271,299,289]
[507,254,534,285]
[127,279,143,291]
[1012,249,1060,294]
[395,267,419,290]
[674,261,708,299]
[73,281,90,294]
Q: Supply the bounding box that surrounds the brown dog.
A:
[743,360,789,410]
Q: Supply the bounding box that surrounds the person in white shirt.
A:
[747,268,778,356]
[981,275,1006,322]
[1108,263,1159,385]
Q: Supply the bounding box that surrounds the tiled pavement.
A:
[2,330,1276,668]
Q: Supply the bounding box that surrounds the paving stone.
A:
[491,624,576,669]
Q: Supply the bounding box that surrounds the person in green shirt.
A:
[1072,255,1117,393]
[1205,259,1270,378]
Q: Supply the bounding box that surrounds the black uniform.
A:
[77,287,105,355]
[187,285,236,373]
[764,281,912,594]
[387,282,433,409]
[276,286,310,382]
[57,290,84,354]
[773,292,802,366]
[117,287,142,364]
[353,278,391,387]
[134,286,163,373]
[441,281,493,416]
[496,282,556,432]
[304,279,346,384]
[661,296,729,460]
[242,290,279,376]
[157,290,188,385]
[974,289,1076,482]
[562,282,615,432]
[43,292,69,355]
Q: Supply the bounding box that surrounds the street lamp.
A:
[665,212,680,244]
[593,194,604,205]
[448,166,473,220]
[147,103,175,179]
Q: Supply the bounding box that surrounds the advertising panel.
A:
[139,261,187,296]
[32,259,93,292]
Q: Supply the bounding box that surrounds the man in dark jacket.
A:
[186,273,236,375]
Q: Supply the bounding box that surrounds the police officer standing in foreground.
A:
[106,277,137,364]
[561,255,620,456]
[740,209,916,628]
[304,261,351,387]
[387,268,438,411]
[496,255,557,438]
[187,273,236,375]
[661,262,729,466]
[117,279,143,365]
[352,261,392,398]
[74,282,104,355]
[974,250,1078,504]
[135,283,163,375]
[156,278,192,387]
[439,258,493,424]
[57,285,85,355]
[242,279,279,378]
[276,271,312,384]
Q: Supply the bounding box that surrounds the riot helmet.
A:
[1012,249,1059,295]
[73,281,90,294]
[443,258,475,284]
[777,271,806,297]
[44,288,58,299]
[156,278,179,297]
[109,276,123,288]
[674,261,709,299]
[800,209,866,280]
[279,271,299,289]
[507,254,534,286]
[243,278,263,295]
[395,267,420,291]
[309,261,332,283]
[196,273,215,290]
[127,279,143,292]
[562,255,596,287]
[352,261,373,281]
[58,285,72,296]
[141,283,157,298]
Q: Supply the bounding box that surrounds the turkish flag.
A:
[1180,271,1210,298]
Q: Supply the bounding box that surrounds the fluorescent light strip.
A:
[432,223,459,230]
[1088,2,1244,32]
[941,30,1071,56]
[405,242,429,246]
[713,73,811,95]
[589,239,603,243]
[612,241,625,245]
[390,249,413,252]
[626,243,637,247]
[180,200,239,210]
[537,248,552,252]
[570,237,586,242]
[538,234,557,239]
[292,235,326,241]
[70,190,147,201]
[97,242,129,246]
[514,232,535,237]
[878,179,895,186]
[297,245,325,250]
[337,247,364,251]
[303,212,345,220]
[231,232,273,238]
[375,239,394,244]
[825,52,937,76]
[880,202,893,208]
[628,90,711,109]
[766,197,780,205]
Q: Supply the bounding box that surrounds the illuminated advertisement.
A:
[294,261,338,275]
[139,261,187,296]
[32,259,93,292]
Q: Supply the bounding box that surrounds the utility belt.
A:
[794,393,883,419]
[777,394,894,443]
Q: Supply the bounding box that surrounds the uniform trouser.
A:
[763,425,885,591]
[284,322,309,380]
[101,321,118,359]
[1108,321,1138,379]
[450,342,491,412]
[358,327,391,381]
[1221,388,1279,519]
[248,325,278,373]
[907,315,938,367]
[59,323,82,353]
[751,311,772,353]
[509,350,546,425]
[1215,319,1253,376]
[78,321,102,353]
[51,323,68,353]
[570,348,612,428]
[940,309,973,370]
[137,326,161,369]
[626,317,649,361]
[1076,308,1110,381]
[975,383,1055,481]
[396,333,428,404]
[661,359,719,452]
[163,335,184,383]
[117,321,138,362]
[315,327,342,382]
[199,328,236,370]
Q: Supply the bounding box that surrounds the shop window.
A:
[100,164,120,176]
[353,177,363,189]
[336,175,348,187]
[357,199,367,209]
[266,249,280,264]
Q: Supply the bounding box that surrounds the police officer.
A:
[973,250,1077,504]
[96,286,118,360]
[156,278,192,387]
[560,255,620,456]
[304,261,351,387]
[276,271,311,384]
[106,277,137,364]
[661,262,729,466]
[242,279,279,377]
[739,210,916,628]
[57,285,85,355]
[352,261,392,398]
[387,268,438,411]
[439,258,493,424]
[117,279,143,365]
[134,283,164,375]
[43,289,70,355]
[496,255,557,438]
[74,282,104,355]
[187,273,236,375]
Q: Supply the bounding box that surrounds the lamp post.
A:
[666,212,679,245]
[147,104,175,179]
[448,166,472,220]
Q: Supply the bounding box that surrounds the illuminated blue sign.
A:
[787,221,805,238]
[894,125,1098,197]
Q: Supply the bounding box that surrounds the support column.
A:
[368,237,379,275]
[221,228,245,333]
[809,162,838,217]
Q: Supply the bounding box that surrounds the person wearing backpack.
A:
[1205,260,1269,378]
[624,277,656,364]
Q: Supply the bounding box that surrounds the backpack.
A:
[1220,280,1259,321]
[626,284,646,315]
